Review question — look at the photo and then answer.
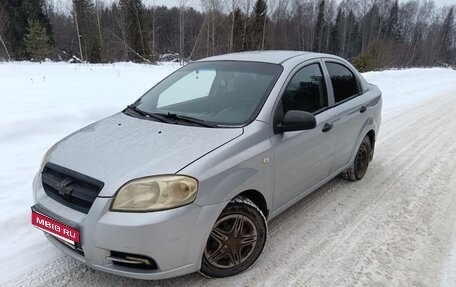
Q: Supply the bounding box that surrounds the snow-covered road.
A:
[1,63,456,286]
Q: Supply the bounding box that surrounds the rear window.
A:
[325,62,360,103]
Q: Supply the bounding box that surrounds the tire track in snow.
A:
[262,94,456,286]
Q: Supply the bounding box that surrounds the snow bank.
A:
[0,62,179,283]
[363,67,456,113]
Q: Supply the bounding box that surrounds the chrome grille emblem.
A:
[58,177,74,196]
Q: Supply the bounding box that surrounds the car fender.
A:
[348,94,382,164]
[181,121,274,211]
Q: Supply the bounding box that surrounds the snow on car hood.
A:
[46,112,243,197]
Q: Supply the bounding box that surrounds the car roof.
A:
[197,50,368,95]
[198,50,333,65]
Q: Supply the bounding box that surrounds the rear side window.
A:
[280,64,328,114]
[325,62,359,103]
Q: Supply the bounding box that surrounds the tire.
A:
[200,196,267,278]
[341,136,372,181]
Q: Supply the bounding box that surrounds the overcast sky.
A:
[51,0,456,12]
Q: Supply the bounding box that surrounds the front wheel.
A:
[341,136,372,181]
[200,196,267,278]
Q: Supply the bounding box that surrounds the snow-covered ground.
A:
[0,62,179,283]
[1,62,456,286]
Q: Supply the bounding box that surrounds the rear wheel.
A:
[200,196,267,278]
[341,136,372,181]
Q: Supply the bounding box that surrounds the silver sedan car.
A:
[32,51,382,279]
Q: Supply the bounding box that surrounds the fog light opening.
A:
[107,251,158,270]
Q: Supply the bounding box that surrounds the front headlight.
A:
[111,175,198,212]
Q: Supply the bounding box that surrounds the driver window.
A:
[280,64,328,115]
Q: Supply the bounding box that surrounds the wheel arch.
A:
[349,123,376,165]
[236,189,269,219]
[366,129,376,161]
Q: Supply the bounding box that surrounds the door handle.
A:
[322,123,333,133]
[360,105,367,113]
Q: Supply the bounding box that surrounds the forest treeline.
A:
[0,0,454,71]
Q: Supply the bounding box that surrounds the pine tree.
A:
[0,0,53,59]
[24,0,54,46]
[362,4,380,52]
[24,18,51,61]
[440,7,454,64]
[232,7,245,52]
[385,0,400,42]
[73,0,101,62]
[329,8,343,55]
[250,0,268,50]
[313,0,325,52]
[348,12,361,58]
[119,0,151,62]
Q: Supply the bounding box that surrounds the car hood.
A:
[46,113,243,197]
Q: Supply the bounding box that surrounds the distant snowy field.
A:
[0,62,455,284]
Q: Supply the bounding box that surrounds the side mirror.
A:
[276,110,317,133]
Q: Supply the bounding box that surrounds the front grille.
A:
[41,163,104,213]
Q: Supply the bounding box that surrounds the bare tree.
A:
[0,3,11,60]
[108,29,151,62]
[95,0,103,59]
[179,0,188,64]
[201,0,221,56]
[112,3,129,59]
[1,0,454,69]
[72,1,84,61]
[241,0,252,50]
[223,0,240,52]
[149,0,159,59]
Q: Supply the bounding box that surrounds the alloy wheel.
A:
[204,214,258,269]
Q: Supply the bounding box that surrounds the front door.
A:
[271,63,336,211]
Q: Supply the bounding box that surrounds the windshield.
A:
[133,61,283,126]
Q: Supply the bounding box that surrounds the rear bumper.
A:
[33,177,227,280]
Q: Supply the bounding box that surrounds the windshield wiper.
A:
[154,112,218,128]
[124,105,173,123]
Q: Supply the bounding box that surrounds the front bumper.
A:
[33,181,227,280]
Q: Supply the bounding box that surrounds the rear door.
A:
[322,61,369,173]
[271,61,336,211]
